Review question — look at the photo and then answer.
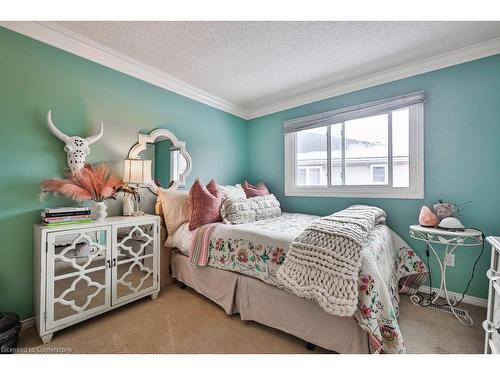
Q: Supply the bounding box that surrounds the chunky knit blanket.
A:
[277,205,386,317]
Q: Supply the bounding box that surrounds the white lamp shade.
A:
[123,159,152,185]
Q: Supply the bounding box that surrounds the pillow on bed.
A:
[221,194,281,224]
[165,222,192,255]
[243,180,270,198]
[250,194,281,221]
[189,178,222,230]
[221,197,257,224]
[220,184,246,201]
[158,189,190,235]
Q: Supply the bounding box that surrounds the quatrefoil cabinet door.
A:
[112,222,158,305]
[45,227,112,331]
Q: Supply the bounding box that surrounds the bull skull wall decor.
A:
[47,110,104,175]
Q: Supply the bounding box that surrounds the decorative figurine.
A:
[432,200,457,221]
[47,110,103,175]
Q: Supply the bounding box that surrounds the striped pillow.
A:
[220,197,256,225]
[221,194,281,225]
[250,194,281,221]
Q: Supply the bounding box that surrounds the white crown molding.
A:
[0,21,250,119]
[246,36,500,119]
[2,21,500,121]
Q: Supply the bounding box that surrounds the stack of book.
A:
[41,207,93,226]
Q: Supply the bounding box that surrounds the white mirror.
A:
[128,129,192,194]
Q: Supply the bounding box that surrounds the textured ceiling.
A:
[54,21,500,111]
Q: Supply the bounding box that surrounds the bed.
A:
[156,201,427,354]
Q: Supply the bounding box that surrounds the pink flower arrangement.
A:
[40,164,122,203]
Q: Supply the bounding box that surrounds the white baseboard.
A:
[21,317,35,331]
[417,285,487,308]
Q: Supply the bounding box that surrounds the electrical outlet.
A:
[444,254,455,267]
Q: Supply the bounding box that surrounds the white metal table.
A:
[409,224,483,326]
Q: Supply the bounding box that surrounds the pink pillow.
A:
[243,180,270,198]
[188,179,222,230]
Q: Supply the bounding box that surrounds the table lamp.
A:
[123,159,152,216]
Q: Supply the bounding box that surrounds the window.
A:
[284,92,424,199]
[296,126,328,186]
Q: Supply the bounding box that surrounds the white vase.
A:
[91,201,108,221]
[123,193,134,216]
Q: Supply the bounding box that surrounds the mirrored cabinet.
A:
[34,215,160,344]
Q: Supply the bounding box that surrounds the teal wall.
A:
[248,54,500,300]
[0,27,248,319]
[1,25,499,320]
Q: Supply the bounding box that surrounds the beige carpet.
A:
[18,284,486,354]
[398,295,486,354]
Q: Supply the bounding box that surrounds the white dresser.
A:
[34,215,160,344]
[484,236,500,353]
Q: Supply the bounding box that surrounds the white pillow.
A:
[220,184,246,200]
[165,222,192,255]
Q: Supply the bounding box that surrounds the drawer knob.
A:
[487,269,500,281]
[483,320,500,333]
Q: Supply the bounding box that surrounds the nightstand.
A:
[409,224,483,326]
[34,215,160,343]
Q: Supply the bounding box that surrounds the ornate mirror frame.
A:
[128,128,193,195]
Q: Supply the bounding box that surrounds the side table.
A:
[409,224,483,326]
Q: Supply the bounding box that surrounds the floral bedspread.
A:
[205,213,427,353]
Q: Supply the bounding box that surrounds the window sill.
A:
[285,187,424,199]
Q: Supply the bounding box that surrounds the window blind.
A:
[282,91,424,134]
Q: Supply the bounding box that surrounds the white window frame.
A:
[284,92,424,199]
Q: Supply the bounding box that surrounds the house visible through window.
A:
[284,92,424,199]
[371,165,387,184]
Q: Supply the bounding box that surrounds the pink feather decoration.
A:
[41,163,122,202]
